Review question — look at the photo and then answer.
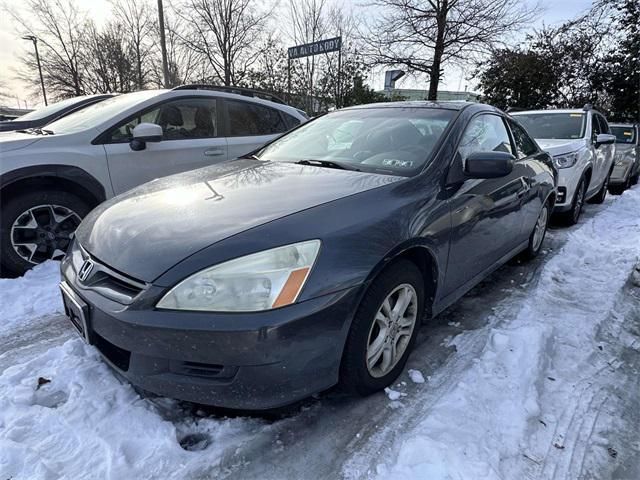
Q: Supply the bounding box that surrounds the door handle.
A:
[204,148,225,157]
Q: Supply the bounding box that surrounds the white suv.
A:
[0,86,307,275]
[512,106,616,224]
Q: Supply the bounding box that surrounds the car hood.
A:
[76,159,403,282]
[0,131,42,152]
[535,138,585,156]
[614,144,636,162]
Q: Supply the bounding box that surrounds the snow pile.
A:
[375,188,640,479]
[0,339,262,480]
[407,369,425,384]
[0,261,62,336]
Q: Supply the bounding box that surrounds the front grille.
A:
[93,332,131,372]
[74,244,146,304]
[170,360,238,379]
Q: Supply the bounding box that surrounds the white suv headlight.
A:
[156,240,321,312]
[553,151,579,169]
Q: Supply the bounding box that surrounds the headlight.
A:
[156,240,321,312]
[553,151,579,169]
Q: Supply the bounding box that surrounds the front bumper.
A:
[552,167,582,212]
[60,252,360,410]
[609,163,633,185]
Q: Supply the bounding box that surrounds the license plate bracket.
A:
[60,282,91,344]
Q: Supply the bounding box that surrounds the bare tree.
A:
[362,0,539,100]
[175,0,272,86]
[109,0,154,89]
[5,0,90,99]
[83,21,138,93]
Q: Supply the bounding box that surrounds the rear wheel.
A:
[340,260,424,396]
[0,190,90,277]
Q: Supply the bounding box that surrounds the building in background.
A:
[379,88,481,102]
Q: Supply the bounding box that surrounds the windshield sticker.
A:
[382,159,414,168]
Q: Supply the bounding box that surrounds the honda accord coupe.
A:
[60,101,556,410]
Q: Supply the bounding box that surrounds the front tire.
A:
[558,178,586,226]
[340,260,425,396]
[589,171,610,204]
[0,190,90,277]
[609,177,630,196]
[521,201,550,260]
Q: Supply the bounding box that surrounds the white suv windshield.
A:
[46,91,162,135]
[514,113,586,140]
[258,107,456,176]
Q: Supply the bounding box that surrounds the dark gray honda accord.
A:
[60,101,556,410]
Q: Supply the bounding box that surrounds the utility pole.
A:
[157,0,170,88]
[22,35,47,106]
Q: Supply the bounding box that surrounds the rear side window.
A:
[227,100,287,136]
[507,119,538,158]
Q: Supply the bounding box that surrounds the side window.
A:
[227,100,287,136]
[282,112,301,130]
[458,114,513,161]
[591,113,602,141]
[106,98,218,143]
[507,119,538,159]
[597,115,610,134]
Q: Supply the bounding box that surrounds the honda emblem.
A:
[78,260,94,282]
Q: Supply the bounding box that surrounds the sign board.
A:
[288,36,342,59]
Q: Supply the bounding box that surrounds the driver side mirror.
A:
[130,123,163,151]
[464,151,515,178]
[595,133,616,147]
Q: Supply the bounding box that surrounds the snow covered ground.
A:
[1,188,639,480]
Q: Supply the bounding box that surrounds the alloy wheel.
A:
[366,284,418,378]
[532,205,548,252]
[573,182,585,223]
[10,204,81,265]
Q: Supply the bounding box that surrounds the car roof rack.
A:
[172,84,286,105]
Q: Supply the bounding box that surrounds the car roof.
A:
[339,100,487,112]
[152,88,303,117]
[511,108,596,115]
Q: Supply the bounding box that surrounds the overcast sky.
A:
[0,0,594,108]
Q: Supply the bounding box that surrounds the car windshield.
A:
[46,90,161,135]
[611,126,635,144]
[258,107,456,176]
[16,96,92,121]
[514,113,586,140]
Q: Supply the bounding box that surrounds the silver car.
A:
[0,86,307,276]
[608,123,639,194]
[512,106,616,225]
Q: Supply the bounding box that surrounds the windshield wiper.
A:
[21,128,54,135]
[294,159,361,171]
[34,128,54,135]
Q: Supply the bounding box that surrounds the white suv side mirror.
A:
[595,133,616,146]
[130,123,163,151]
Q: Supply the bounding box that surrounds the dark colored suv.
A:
[60,101,556,410]
[0,94,114,133]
